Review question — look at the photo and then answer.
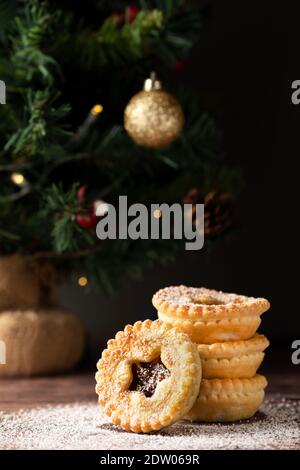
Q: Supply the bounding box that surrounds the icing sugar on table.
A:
[0,396,299,450]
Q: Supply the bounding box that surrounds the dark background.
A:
[59,1,297,361]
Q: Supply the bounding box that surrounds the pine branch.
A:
[41,184,95,254]
[4,89,71,157]
[48,4,201,70]
[11,0,61,85]
[0,0,243,290]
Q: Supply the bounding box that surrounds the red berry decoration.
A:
[76,184,88,203]
[76,197,109,231]
[76,210,98,230]
[126,5,139,23]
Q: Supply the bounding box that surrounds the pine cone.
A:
[183,189,235,237]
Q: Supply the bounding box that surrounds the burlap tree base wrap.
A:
[0,255,85,377]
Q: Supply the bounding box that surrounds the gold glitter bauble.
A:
[124,84,184,148]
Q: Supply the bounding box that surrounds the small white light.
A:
[94,200,110,217]
[11,173,25,185]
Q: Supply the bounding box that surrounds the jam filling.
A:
[130,359,170,398]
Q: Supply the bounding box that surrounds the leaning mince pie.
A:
[153,286,270,343]
[95,319,202,433]
[197,334,270,379]
[185,375,267,422]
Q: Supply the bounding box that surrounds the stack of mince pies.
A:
[152,286,270,423]
[95,286,270,433]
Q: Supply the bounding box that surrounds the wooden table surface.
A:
[0,368,299,450]
[0,368,299,412]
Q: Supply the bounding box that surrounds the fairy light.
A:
[90,104,103,116]
[11,172,25,185]
[153,209,162,219]
[73,104,104,142]
[78,276,88,287]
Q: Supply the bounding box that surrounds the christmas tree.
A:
[0,0,241,292]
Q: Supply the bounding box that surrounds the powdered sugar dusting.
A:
[0,395,299,450]
[156,286,257,307]
[152,286,270,318]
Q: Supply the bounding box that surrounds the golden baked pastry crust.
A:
[198,334,269,378]
[153,286,270,320]
[201,352,265,379]
[157,310,261,343]
[95,319,202,433]
[185,375,267,422]
[197,334,269,358]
